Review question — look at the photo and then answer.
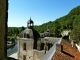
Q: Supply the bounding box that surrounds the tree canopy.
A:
[8,6,80,43]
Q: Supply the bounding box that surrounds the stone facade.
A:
[0,0,8,60]
[18,18,72,60]
[17,37,46,60]
[17,38,34,60]
[18,18,58,60]
[33,50,45,60]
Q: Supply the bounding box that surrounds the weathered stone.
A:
[0,0,8,60]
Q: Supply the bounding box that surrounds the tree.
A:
[21,26,25,31]
[70,23,80,44]
[54,21,61,37]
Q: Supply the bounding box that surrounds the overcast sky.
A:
[8,0,80,27]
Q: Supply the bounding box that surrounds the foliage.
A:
[8,6,80,43]
[8,26,26,40]
[70,22,80,44]
[34,6,80,38]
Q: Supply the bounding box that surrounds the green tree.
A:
[70,23,80,44]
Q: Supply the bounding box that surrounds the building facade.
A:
[17,18,62,60]
[17,18,45,60]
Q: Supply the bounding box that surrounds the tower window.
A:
[47,31,49,32]
[23,43,26,50]
[23,55,26,60]
[24,33,30,38]
[27,34,30,38]
[24,33,26,38]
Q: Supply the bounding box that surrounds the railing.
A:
[42,38,62,60]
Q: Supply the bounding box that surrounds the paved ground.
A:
[8,52,18,60]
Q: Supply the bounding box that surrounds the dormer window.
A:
[24,33,30,38]
[24,33,26,38]
[27,34,30,38]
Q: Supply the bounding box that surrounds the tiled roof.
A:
[52,51,73,60]
[52,40,80,60]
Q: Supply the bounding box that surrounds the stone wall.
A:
[18,38,34,60]
[33,50,45,60]
[0,0,8,60]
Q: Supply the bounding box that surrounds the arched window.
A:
[24,33,30,38]
[24,33,26,38]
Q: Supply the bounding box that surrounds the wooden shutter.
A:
[23,55,26,60]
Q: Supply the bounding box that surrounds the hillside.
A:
[8,6,80,43]
[34,6,80,33]
[34,6,80,43]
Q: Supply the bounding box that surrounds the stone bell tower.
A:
[27,17,34,29]
[17,17,40,60]
[17,18,34,60]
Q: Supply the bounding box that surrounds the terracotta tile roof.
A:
[52,40,80,60]
[52,51,73,60]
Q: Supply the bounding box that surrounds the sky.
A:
[8,0,80,27]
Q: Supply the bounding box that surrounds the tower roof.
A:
[27,17,34,24]
[19,28,40,39]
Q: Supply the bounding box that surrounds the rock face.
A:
[0,0,8,60]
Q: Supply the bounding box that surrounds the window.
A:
[24,33,30,38]
[27,34,30,38]
[24,33,26,38]
[23,43,26,50]
[23,55,26,60]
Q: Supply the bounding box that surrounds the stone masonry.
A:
[0,0,8,60]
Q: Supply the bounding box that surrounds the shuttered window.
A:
[23,43,26,50]
[23,55,26,60]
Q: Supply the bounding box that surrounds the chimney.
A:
[56,44,63,52]
[71,39,74,47]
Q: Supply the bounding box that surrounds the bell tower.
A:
[27,17,34,29]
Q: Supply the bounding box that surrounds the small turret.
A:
[27,17,34,29]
